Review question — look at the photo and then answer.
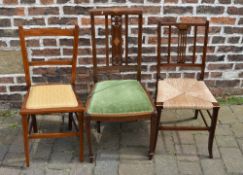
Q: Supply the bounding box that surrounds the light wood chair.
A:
[153,21,220,158]
[19,25,84,166]
[85,8,157,162]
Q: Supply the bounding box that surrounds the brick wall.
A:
[0,0,242,108]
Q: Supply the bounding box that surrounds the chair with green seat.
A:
[85,8,157,162]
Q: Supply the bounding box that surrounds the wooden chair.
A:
[85,8,157,162]
[19,25,84,166]
[153,21,220,158]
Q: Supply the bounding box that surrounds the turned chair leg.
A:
[21,114,30,167]
[85,117,94,162]
[208,107,219,158]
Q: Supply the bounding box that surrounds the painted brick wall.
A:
[0,0,242,108]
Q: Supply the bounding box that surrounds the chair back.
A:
[19,25,79,89]
[157,21,209,81]
[90,8,143,82]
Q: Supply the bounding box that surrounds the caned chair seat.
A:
[87,80,153,116]
[26,84,78,109]
[156,78,217,109]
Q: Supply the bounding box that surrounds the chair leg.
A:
[208,107,219,158]
[31,115,38,133]
[68,113,73,131]
[194,109,199,119]
[85,117,94,163]
[152,107,162,154]
[148,112,157,160]
[77,112,84,162]
[21,114,30,167]
[96,121,101,133]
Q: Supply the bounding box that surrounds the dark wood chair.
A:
[153,21,220,158]
[19,25,84,166]
[85,8,157,162]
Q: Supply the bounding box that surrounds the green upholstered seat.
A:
[87,80,154,115]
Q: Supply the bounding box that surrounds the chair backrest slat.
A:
[157,21,209,80]
[19,25,79,89]
[90,8,143,83]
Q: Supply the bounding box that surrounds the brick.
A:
[3,0,18,4]
[207,63,233,70]
[14,18,45,26]
[228,54,243,61]
[0,41,7,47]
[207,55,225,62]
[57,0,70,3]
[182,0,197,3]
[29,7,59,15]
[0,77,14,84]
[0,7,24,16]
[43,39,57,46]
[9,40,19,47]
[32,49,61,56]
[180,17,206,23]
[197,6,224,14]
[210,17,236,25]
[164,6,193,14]
[218,0,231,4]
[224,27,243,34]
[201,0,214,3]
[238,18,243,24]
[0,86,6,93]
[227,37,240,43]
[212,36,225,44]
[164,0,178,3]
[94,0,108,2]
[0,29,18,37]
[74,0,90,2]
[0,94,22,101]
[48,17,77,25]
[63,6,90,15]
[227,7,243,15]
[0,19,11,27]
[40,0,54,4]
[21,0,35,3]
[147,0,159,3]
[235,63,243,70]
[234,0,243,4]
[218,46,242,53]
[216,80,240,87]
[139,6,161,14]
[210,72,222,78]
[9,85,26,92]
[148,17,176,25]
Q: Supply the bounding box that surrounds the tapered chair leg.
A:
[152,107,162,154]
[77,112,84,161]
[96,121,101,133]
[85,117,94,163]
[149,113,157,160]
[31,115,38,133]
[21,114,30,167]
[208,107,219,158]
[194,109,199,119]
[68,113,73,131]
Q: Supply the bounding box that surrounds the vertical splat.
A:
[177,24,188,64]
[111,15,123,66]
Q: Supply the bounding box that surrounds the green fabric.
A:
[87,80,153,115]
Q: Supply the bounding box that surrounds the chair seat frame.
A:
[153,21,220,158]
[19,25,84,167]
